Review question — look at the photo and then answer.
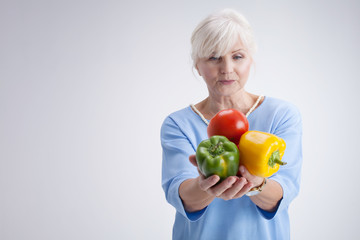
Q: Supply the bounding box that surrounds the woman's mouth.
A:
[219,80,235,85]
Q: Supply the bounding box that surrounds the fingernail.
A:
[240,166,245,174]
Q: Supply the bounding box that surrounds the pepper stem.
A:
[209,141,225,157]
[268,150,287,168]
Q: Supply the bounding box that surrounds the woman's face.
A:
[196,41,253,98]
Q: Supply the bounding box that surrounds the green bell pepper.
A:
[196,135,240,181]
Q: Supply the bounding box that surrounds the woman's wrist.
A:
[180,177,214,212]
[254,177,266,188]
[246,178,267,196]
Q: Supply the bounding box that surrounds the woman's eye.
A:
[209,56,219,61]
[234,55,243,60]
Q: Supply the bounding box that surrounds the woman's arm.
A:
[179,177,216,212]
[249,179,283,212]
[239,165,283,212]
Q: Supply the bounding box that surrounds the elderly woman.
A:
[161,9,302,240]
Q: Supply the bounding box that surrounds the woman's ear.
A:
[195,64,201,76]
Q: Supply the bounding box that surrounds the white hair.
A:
[191,9,257,65]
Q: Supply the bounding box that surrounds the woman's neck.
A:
[196,91,257,119]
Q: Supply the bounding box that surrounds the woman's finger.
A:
[189,154,198,167]
[239,165,263,187]
[233,181,253,199]
[207,176,237,197]
[219,177,248,200]
[198,175,220,191]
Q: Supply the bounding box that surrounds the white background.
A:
[1,0,360,239]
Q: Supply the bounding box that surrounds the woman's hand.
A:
[238,162,284,212]
[189,155,253,201]
[238,165,265,190]
[180,154,274,212]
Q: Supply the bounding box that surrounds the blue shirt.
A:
[161,97,303,240]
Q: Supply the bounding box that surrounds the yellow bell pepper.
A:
[238,131,287,178]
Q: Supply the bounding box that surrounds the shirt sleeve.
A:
[160,116,206,221]
[257,104,303,219]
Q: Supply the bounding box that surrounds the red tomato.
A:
[207,109,249,145]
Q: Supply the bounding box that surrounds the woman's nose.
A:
[220,58,234,74]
